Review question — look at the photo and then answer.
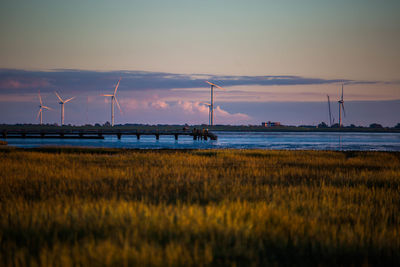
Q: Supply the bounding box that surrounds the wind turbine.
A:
[55,92,75,126]
[101,78,122,127]
[327,95,332,126]
[200,102,212,125]
[205,81,225,126]
[37,90,52,125]
[338,84,346,127]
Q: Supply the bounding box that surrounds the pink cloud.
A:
[151,100,169,109]
[120,98,149,110]
[0,78,50,89]
[107,96,251,125]
[0,93,39,103]
[213,105,250,124]
[175,101,250,124]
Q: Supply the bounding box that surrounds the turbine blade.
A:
[113,78,121,96]
[205,81,225,90]
[200,102,211,106]
[36,109,42,120]
[114,97,123,114]
[64,96,75,103]
[341,84,344,100]
[342,103,346,117]
[101,94,113,97]
[205,81,215,86]
[42,106,52,110]
[55,91,63,102]
[38,90,43,105]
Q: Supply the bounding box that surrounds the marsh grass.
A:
[0,147,399,266]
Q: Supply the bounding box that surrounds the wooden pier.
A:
[1,128,217,141]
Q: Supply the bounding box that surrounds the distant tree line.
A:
[317,122,400,129]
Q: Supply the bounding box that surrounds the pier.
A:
[1,128,217,141]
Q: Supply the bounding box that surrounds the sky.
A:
[0,0,399,126]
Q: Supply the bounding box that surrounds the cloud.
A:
[173,101,250,124]
[112,97,251,125]
[120,98,147,110]
[0,93,38,103]
[119,94,169,111]
[151,100,169,109]
[0,78,50,89]
[0,68,383,94]
[1,69,397,125]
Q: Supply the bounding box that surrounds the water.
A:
[3,132,400,151]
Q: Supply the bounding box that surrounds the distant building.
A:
[262,121,281,127]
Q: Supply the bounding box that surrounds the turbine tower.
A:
[55,92,75,126]
[101,78,122,127]
[327,95,332,126]
[338,84,346,127]
[205,81,225,126]
[37,90,52,125]
[200,102,212,125]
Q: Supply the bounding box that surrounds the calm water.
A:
[3,132,400,151]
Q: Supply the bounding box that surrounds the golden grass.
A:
[0,147,399,266]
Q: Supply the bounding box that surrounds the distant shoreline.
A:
[1,124,400,134]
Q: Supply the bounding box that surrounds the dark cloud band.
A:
[0,69,380,93]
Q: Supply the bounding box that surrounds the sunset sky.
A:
[1,0,399,126]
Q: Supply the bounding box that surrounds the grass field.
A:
[0,147,399,266]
